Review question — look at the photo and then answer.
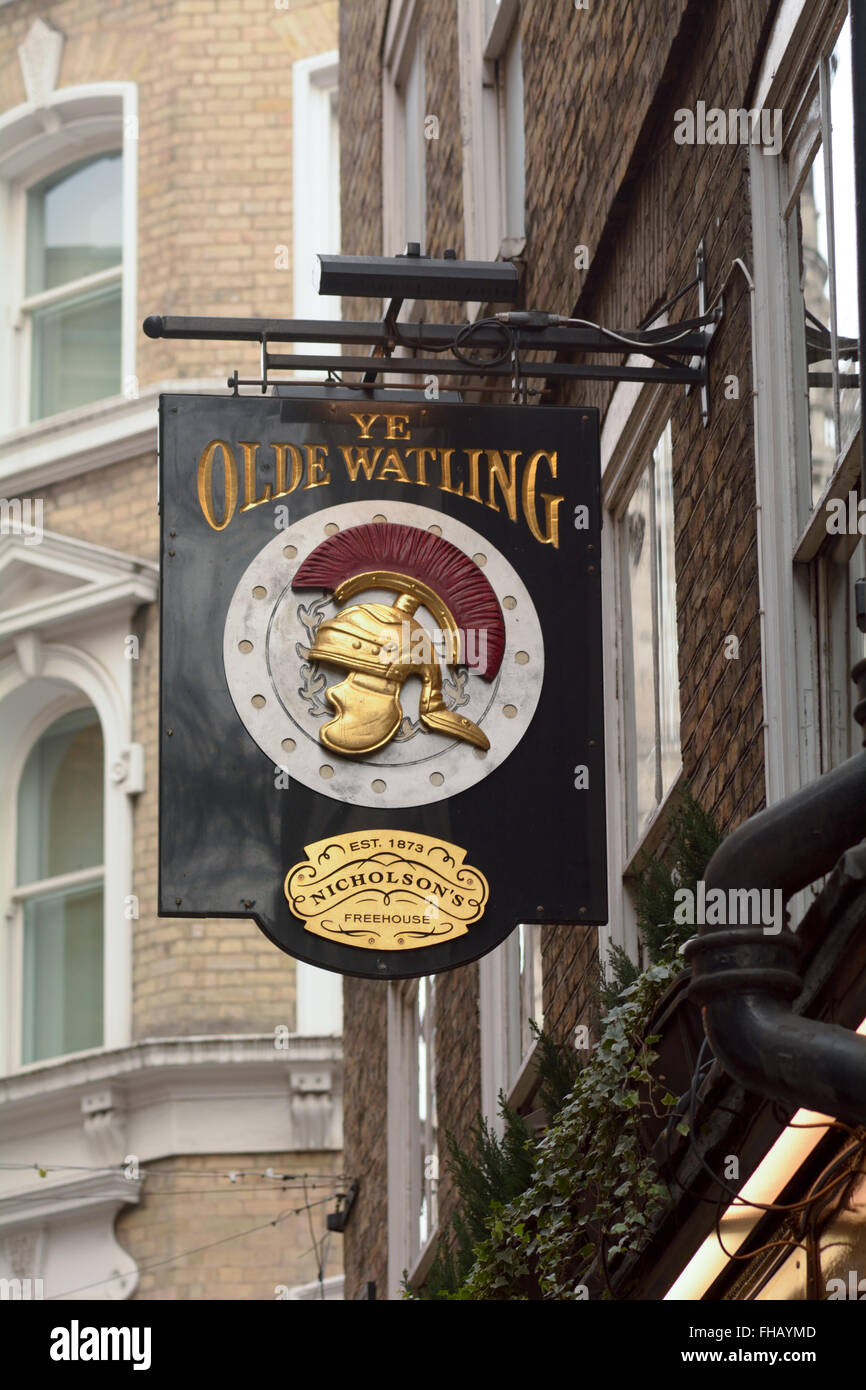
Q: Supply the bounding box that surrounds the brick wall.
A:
[115,1150,342,1299]
[338,0,781,1294]
[1,0,341,1300]
[340,976,387,1299]
[0,0,338,391]
[1,0,339,1034]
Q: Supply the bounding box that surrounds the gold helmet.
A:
[293,523,505,759]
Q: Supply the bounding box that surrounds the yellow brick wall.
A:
[1,0,338,1035]
[0,0,338,388]
[2,0,342,1301]
[115,1151,343,1299]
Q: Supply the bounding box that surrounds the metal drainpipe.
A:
[684,676,866,1126]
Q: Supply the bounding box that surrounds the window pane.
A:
[22,881,104,1064]
[624,469,656,838]
[416,976,438,1247]
[503,28,525,238]
[796,145,837,502]
[653,423,681,799]
[17,709,104,885]
[518,922,543,1057]
[828,16,860,451]
[30,282,122,420]
[403,41,425,249]
[26,153,122,295]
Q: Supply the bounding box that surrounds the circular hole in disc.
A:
[251,694,266,709]
[503,704,518,719]
[430,771,445,787]
[252,585,267,599]
[515,650,529,665]
[372,514,387,524]
[283,544,297,559]
[238,640,253,654]
[472,552,487,567]
[320,765,335,780]
[324,522,339,536]
[428,524,442,536]
[282,738,296,753]
[371,779,387,793]
[503,595,517,610]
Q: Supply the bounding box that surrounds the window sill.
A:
[622,765,685,881]
[405,1223,440,1292]
[793,427,862,564]
[507,1034,542,1114]
[0,377,228,494]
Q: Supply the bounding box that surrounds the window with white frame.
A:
[751,0,864,793]
[23,152,123,421]
[483,0,525,243]
[0,527,156,1075]
[787,8,863,772]
[619,420,681,851]
[479,922,543,1132]
[386,974,438,1291]
[417,975,438,1246]
[382,1,426,256]
[786,10,859,508]
[517,923,543,1059]
[458,0,525,264]
[0,82,138,434]
[14,707,104,1064]
[292,51,340,369]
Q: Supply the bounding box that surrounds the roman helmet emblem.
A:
[291,522,505,757]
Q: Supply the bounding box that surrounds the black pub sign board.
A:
[158,393,606,979]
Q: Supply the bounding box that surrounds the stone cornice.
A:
[0,1033,342,1117]
[0,1172,142,1231]
[0,379,229,495]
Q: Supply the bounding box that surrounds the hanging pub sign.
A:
[158,393,606,979]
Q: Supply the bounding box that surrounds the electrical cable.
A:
[684,1037,866,1217]
[46,1195,334,1301]
[0,1160,349,1181]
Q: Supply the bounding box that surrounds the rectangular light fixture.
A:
[314,252,520,304]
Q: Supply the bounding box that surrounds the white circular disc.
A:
[222,500,544,808]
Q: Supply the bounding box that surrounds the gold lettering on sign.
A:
[438,448,463,496]
[303,443,331,489]
[239,441,272,513]
[465,449,483,504]
[348,412,411,441]
[385,414,411,440]
[485,449,519,522]
[195,432,569,548]
[404,446,434,486]
[522,450,563,547]
[348,413,381,440]
[198,440,239,531]
[273,443,304,498]
[340,446,382,482]
[285,830,489,951]
[377,448,411,484]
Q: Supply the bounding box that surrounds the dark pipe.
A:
[684,750,866,1126]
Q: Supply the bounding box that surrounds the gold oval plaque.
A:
[284,830,489,950]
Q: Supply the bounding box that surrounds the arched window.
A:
[15,708,104,1064]
[24,151,123,420]
[0,81,138,434]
